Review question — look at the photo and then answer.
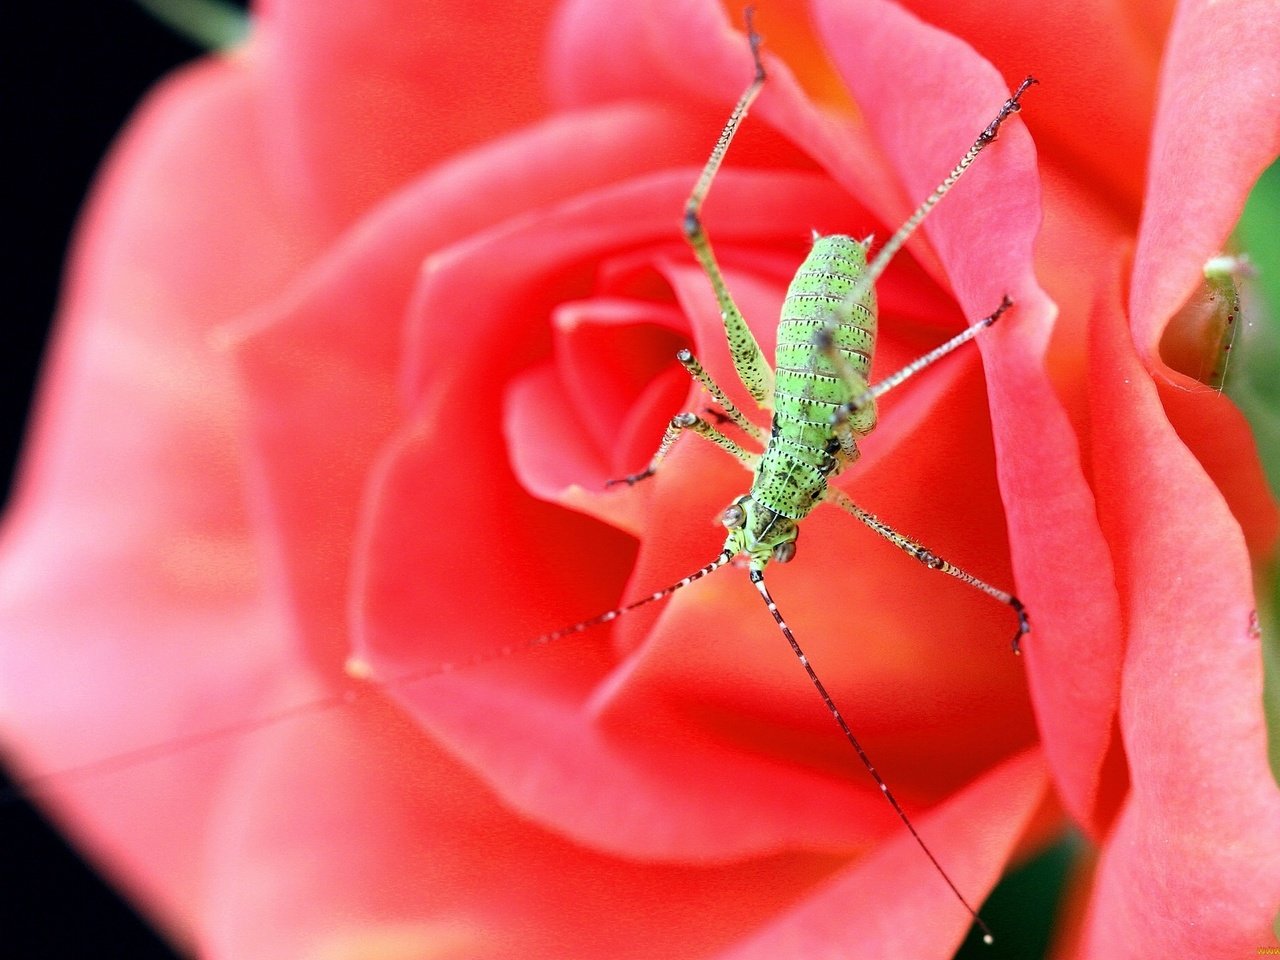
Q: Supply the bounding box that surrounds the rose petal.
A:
[1079,253,1280,958]
[1127,0,1280,574]
[201,675,838,960]
[0,55,320,936]
[1157,382,1279,563]
[1129,0,1280,359]
[231,104,714,672]
[258,0,559,228]
[716,748,1050,960]
[812,0,1125,840]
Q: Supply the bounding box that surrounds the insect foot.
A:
[985,295,1015,326]
[1010,597,1031,655]
[605,471,653,488]
[978,76,1038,145]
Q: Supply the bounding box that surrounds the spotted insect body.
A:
[756,235,879,511]
[605,15,1035,940]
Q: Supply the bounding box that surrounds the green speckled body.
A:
[630,46,1031,932]
[751,235,877,523]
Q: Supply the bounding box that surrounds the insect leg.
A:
[823,296,1013,430]
[822,486,1030,652]
[607,412,758,487]
[682,11,775,407]
[1201,253,1252,391]
[677,348,767,443]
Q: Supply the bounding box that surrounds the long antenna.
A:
[389,548,735,683]
[749,569,995,945]
[2,551,736,804]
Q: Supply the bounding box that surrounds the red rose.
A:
[3,1,1277,958]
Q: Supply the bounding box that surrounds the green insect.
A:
[513,16,1036,945]
[1200,253,1252,391]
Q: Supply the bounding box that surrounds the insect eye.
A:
[721,504,746,528]
[772,541,797,563]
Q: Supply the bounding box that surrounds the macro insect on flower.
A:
[1,1,1278,958]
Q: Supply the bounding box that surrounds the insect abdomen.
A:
[751,235,878,520]
[774,234,877,396]
[773,235,877,435]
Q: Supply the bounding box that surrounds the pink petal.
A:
[717,749,1050,960]
[1127,0,1280,577]
[1129,0,1280,359]
[812,0,1125,841]
[200,676,838,960]
[256,0,559,229]
[230,104,717,672]
[1080,253,1280,958]
[0,56,321,936]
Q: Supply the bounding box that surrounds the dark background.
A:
[3,4,211,957]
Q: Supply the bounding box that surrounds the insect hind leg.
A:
[682,9,774,408]
[616,13,780,490]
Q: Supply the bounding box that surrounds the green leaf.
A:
[1226,159,1280,498]
[134,0,249,51]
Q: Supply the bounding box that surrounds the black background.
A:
[4,5,214,957]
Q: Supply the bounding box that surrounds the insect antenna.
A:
[411,549,736,680]
[2,550,736,804]
[1,691,360,804]
[748,568,996,945]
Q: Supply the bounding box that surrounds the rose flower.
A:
[2,1,1277,958]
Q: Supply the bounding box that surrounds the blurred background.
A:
[4,6,234,957]
[2,2,1276,958]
